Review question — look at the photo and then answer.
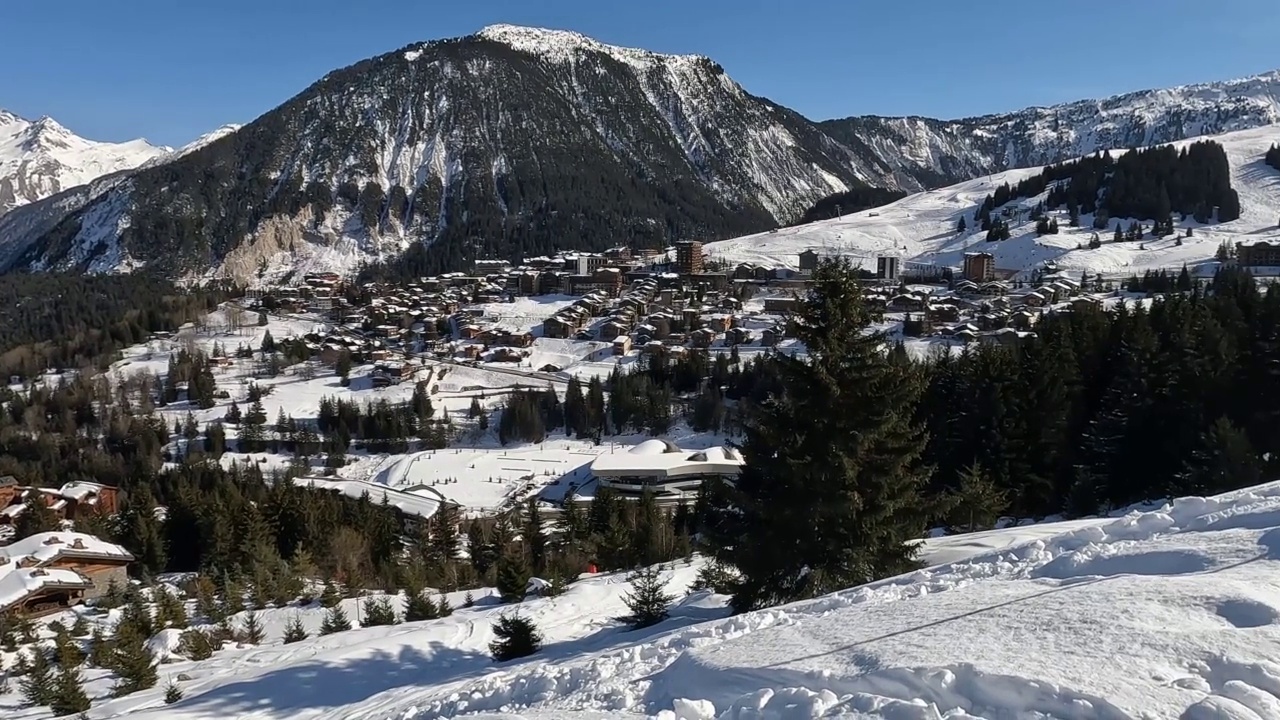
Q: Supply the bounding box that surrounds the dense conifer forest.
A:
[0,273,229,380]
[975,140,1240,233]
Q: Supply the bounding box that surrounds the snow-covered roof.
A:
[293,477,442,520]
[1,532,134,565]
[57,481,107,501]
[0,567,91,611]
[591,441,744,479]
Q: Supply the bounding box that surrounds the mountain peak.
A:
[472,23,706,66]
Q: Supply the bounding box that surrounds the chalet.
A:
[1010,309,1039,330]
[762,297,800,314]
[725,327,753,346]
[612,336,633,356]
[761,327,781,347]
[953,280,980,294]
[1021,290,1052,308]
[705,313,734,332]
[0,479,119,526]
[929,303,961,323]
[542,315,575,339]
[689,328,717,349]
[0,533,133,617]
[799,249,820,271]
[980,281,1009,296]
[888,294,925,312]
[599,321,629,341]
[492,330,534,348]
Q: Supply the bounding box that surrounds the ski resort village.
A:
[15,14,1280,719]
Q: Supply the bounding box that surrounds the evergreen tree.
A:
[488,614,542,662]
[164,680,184,704]
[701,258,936,612]
[240,612,265,644]
[319,579,342,608]
[495,551,531,603]
[320,604,352,635]
[563,377,588,436]
[523,499,548,573]
[403,586,440,622]
[361,596,399,627]
[956,216,967,233]
[944,462,1008,533]
[15,492,60,539]
[49,663,90,716]
[436,592,454,617]
[282,614,309,643]
[1176,416,1261,496]
[336,351,353,386]
[177,629,215,660]
[621,565,674,629]
[19,648,54,707]
[110,631,157,697]
[260,330,276,353]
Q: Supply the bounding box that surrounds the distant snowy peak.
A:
[0,109,170,216]
[473,23,710,69]
[822,67,1280,190]
[177,123,243,156]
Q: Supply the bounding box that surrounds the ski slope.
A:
[707,124,1280,280]
[17,481,1280,719]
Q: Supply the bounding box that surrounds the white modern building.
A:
[590,439,744,496]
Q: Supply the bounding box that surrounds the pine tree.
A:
[49,663,90,716]
[110,631,157,697]
[1176,416,1261,496]
[320,604,352,635]
[956,216,967,233]
[436,592,454,617]
[495,552,531,603]
[701,258,936,613]
[523,499,548,573]
[361,596,399,627]
[19,648,54,707]
[164,680,184,704]
[177,629,215,660]
[488,614,542,661]
[404,586,439,621]
[240,612,265,644]
[621,565,674,629]
[282,614,309,643]
[944,462,1008,533]
[319,579,342,608]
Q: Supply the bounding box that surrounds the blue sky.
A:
[6,0,1280,147]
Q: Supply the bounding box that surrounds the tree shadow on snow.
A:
[172,644,490,716]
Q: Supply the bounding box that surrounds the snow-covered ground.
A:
[707,124,1280,280]
[13,481,1280,719]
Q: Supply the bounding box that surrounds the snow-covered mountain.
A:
[0,109,169,216]
[5,25,873,281]
[822,69,1280,189]
[9,27,1280,282]
[708,124,1280,281]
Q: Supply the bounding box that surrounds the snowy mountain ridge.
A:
[0,108,170,216]
[824,67,1280,189]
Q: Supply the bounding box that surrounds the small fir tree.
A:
[164,680,184,704]
[621,565,674,629]
[436,592,454,617]
[240,612,265,644]
[945,462,1009,533]
[403,588,439,622]
[177,629,215,660]
[361,596,399,627]
[19,648,54,707]
[319,579,342,608]
[488,614,543,662]
[110,631,158,697]
[49,664,91,716]
[319,604,352,635]
[495,552,530,604]
[282,614,309,644]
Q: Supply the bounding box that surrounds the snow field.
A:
[707,125,1280,282]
